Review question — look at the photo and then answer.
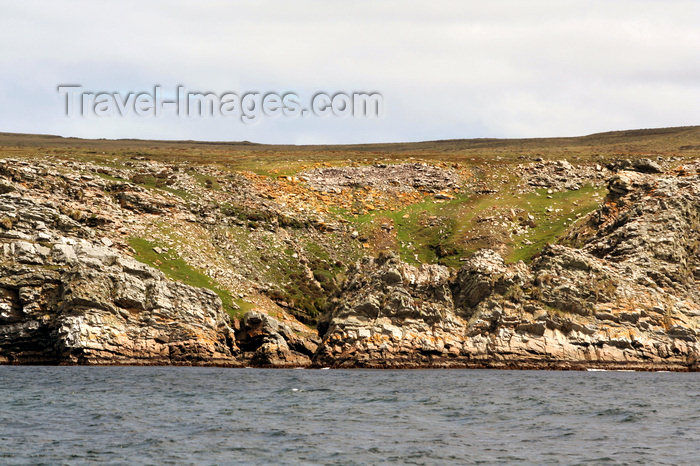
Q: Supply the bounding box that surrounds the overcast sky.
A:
[0,0,698,144]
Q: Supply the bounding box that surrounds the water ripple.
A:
[0,367,697,464]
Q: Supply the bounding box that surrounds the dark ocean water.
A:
[0,367,698,465]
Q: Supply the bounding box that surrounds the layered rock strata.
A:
[315,169,700,370]
[0,195,239,365]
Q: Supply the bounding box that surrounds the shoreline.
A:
[2,360,697,372]
[0,139,697,372]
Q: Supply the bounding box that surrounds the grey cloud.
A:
[0,0,697,143]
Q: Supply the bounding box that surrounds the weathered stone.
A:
[302,163,461,194]
[632,158,664,174]
[116,191,175,214]
[237,311,318,367]
[0,196,239,365]
[453,249,506,313]
[516,159,610,193]
[314,170,700,370]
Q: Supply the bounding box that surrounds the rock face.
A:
[236,311,319,367]
[1,152,697,370]
[315,169,700,370]
[0,194,238,365]
[315,253,458,366]
[303,163,461,193]
[516,159,610,192]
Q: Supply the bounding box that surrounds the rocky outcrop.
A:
[303,163,461,194]
[236,311,318,367]
[0,194,239,365]
[606,157,664,174]
[315,168,700,370]
[516,159,610,192]
[1,151,697,370]
[315,253,460,367]
[580,170,700,303]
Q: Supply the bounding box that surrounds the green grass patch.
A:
[130,174,193,200]
[335,185,605,267]
[335,193,471,266]
[192,173,222,190]
[128,237,249,320]
[386,194,470,265]
[233,298,256,314]
[94,172,128,183]
[508,186,605,263]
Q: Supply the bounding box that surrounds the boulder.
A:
[237,311,317,367]
[632,158,664,174]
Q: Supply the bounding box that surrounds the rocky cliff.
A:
[0,195,239,365]
[315,167,700,370]
[0,131,698,370]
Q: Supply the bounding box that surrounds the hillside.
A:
[0,126,698,369]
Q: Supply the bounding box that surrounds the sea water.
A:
[0,367,698,464]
